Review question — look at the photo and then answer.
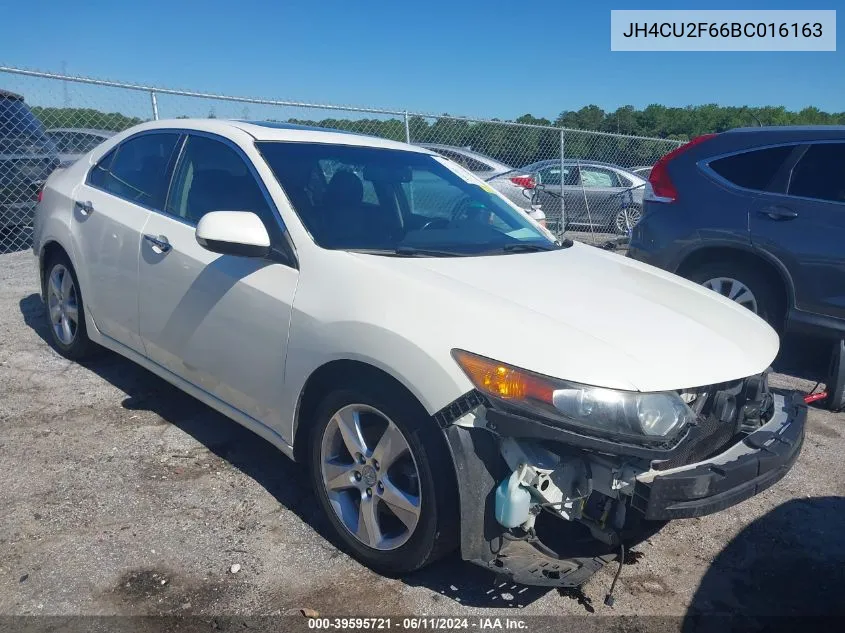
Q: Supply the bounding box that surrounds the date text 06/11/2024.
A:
[306,617,529,630]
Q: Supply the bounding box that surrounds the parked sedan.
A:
[47,128,115,167]
[524,159,647,234]
[630,166,653,178]
[416,144,541,219]
[34,119,805,590]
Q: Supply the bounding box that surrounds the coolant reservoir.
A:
[495,469,531,528]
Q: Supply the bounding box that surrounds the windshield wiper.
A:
[499,242,564,253]
[394,246,471,257]
[346,247,470,257]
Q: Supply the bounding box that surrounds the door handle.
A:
[758,206,798,220]
[74,200,94,215]
[144,234,171,253]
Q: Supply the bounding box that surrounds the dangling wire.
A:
[604,542,625,607]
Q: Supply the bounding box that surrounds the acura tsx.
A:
[32,119,806,591]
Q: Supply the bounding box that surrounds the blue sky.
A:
[2,0,843,120]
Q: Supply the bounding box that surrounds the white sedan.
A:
[32,119,806,590]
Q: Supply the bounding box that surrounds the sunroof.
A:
[239,120,360,135]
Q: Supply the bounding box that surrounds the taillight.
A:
[37,187,44,203]
[509,175,535,189]
[647,134,717,203]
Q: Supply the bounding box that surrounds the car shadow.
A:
[682,497,845,630]
[18,293,555,608]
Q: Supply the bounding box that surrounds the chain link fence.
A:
[0,66,683,255]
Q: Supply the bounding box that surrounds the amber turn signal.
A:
[452,350,555,404]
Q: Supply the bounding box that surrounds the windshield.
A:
[257,141,558,256]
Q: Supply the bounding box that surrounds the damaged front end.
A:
[437,355,807,588]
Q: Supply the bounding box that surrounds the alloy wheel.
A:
[615,207,642,233]
[319,404,421,551]
[47,264,79,346]
[702,276,759,313]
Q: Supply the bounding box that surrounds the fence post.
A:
[150,90,159,120]
[559,128,566,237]
[404,111,411,144]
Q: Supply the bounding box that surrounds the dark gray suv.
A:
[628,126,845,407]
[1,90,60,232]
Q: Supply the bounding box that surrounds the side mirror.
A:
[195,211,271,258]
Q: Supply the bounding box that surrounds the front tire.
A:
[308,385,457,575]
[43,252,97,360]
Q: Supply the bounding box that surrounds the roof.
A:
[239,120,359,135]
[523,158,639,170]
[126,118,431,153]
[726,125,845,134]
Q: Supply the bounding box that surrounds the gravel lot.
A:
[2,248,844,628]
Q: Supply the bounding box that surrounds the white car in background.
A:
[33,119,805,591]
[417,143,545,224]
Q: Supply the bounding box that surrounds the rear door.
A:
[749,141,845,318]
[535,163,580,229]
[71,131,181,352]
[137,132,297,437]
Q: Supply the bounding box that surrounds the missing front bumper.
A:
[631,391,806,520]
[440,390,806,587]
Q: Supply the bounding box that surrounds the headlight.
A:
[452,350,695,442]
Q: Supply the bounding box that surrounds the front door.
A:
[137,133,298,438]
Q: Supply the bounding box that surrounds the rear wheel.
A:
[308,384,457,575]
[613,206,642,234]
[686,261,782,329]
[43,252,97,360]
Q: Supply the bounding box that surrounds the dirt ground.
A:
[2,248,844,629]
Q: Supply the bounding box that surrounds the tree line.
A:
[30,104,845,169]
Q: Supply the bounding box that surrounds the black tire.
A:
[308,383,458,576]
[825,339,845,412]
[43,251,98,360]
[686,261,783,329]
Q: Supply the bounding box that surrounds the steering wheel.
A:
[420,199,488,230]
[420,217,451,230]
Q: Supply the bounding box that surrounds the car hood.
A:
[355,243,779,392]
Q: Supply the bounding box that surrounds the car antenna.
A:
[604,542,625,607]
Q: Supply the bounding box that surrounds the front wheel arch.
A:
[292,359,451,464]
[39,240,72,298]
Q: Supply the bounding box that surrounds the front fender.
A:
[282,320,473,444]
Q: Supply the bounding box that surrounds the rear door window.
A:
[788,143,845,204]
[579,167,620,188]
[708,145,796,191]
[88,133,181,208]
